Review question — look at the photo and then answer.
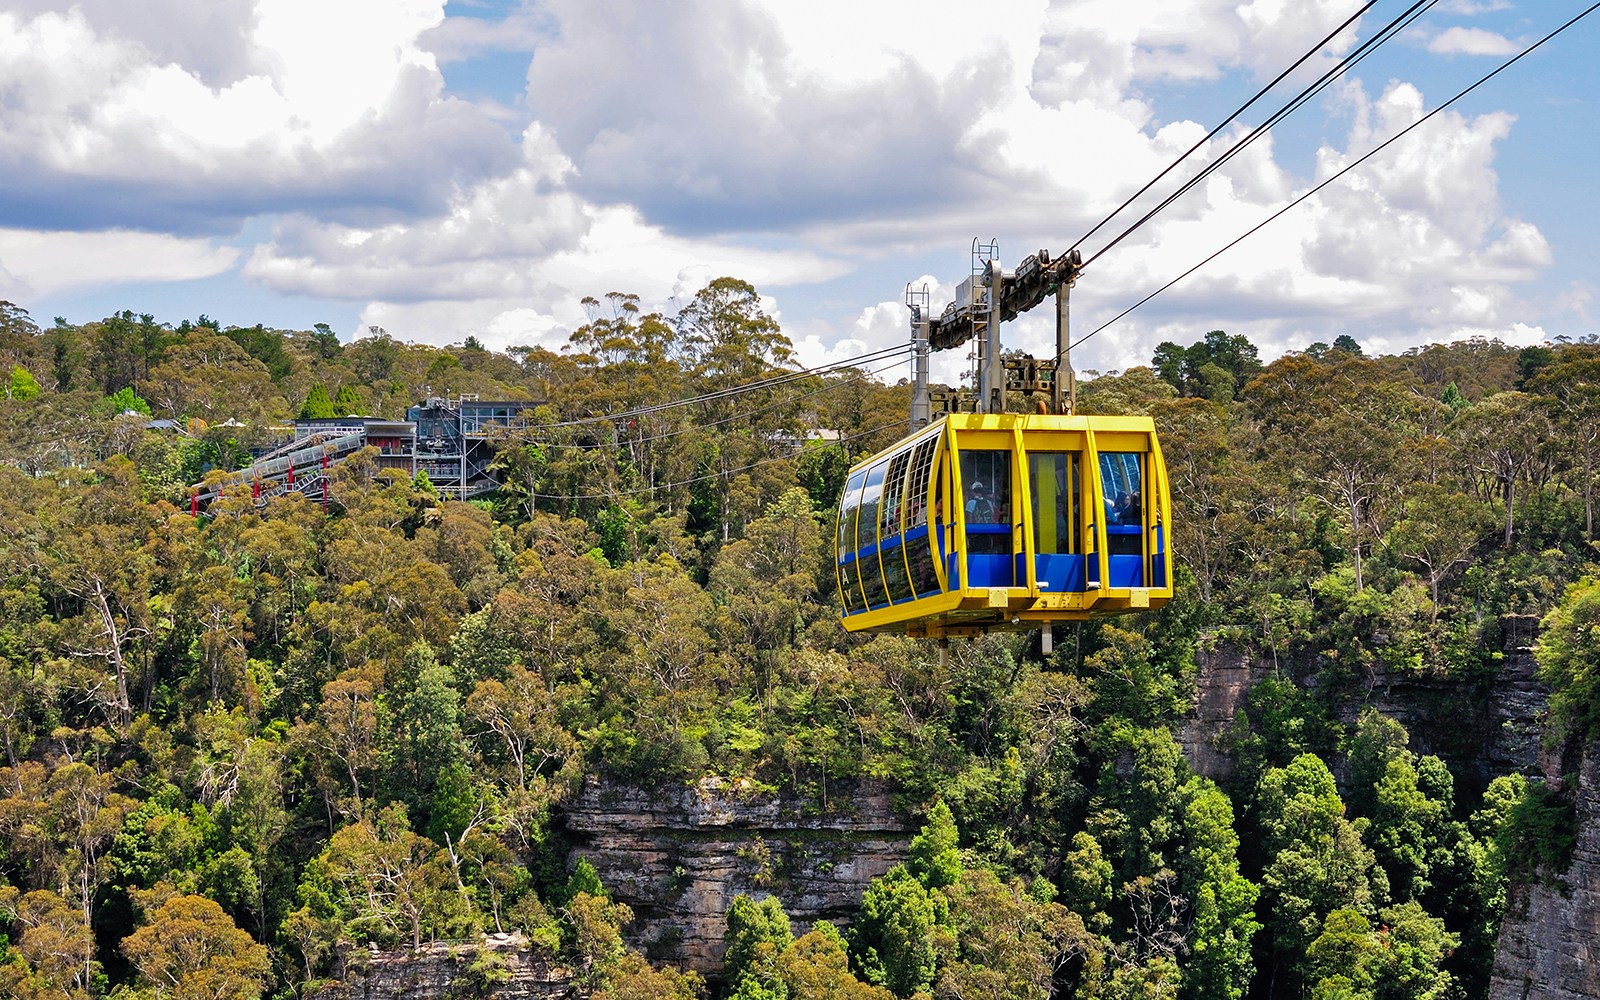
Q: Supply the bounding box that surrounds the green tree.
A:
[776,925,894,1000]
[1385,485,1489,613]
[103,385,153,415]
[7,363,41,399]
[388,642,465,826]
[1256,755,1381,980]
[907,800,962,890]
[939,867,1094,1000]
[298,383,335,419]
[312,803,465,949]
[222,324,292,383]
[850,865,951,997]
[593,951,705,1000]
[0,887,97,996]
[332,383,366,416]
[1059,832,1114,934]
[1344,710,1411,817]
[121,893,271,1000]
[724,894,794,988]
[1450,391,1552,549]
[1368,756,1446,902]
[1178,778,1260,1000]
[1527,349,1600,541]
[1151,330,1262,398]
[1535,576,1600,740]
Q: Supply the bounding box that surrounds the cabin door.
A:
[960,449,1015,587]
[1030,452,1087,592]
[1098,451,1147,588]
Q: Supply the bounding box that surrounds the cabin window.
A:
[858,462,887,552]
[837,470,866,554]
[1100,451,1145,561]
[960,449,1011,556]
[1030,452,1082,555]
[857,462,890,607]
[904,437,942,596]
[880,451,915,603]
[1099,453,1144,526]
[960,450,1010,524]
[836,471,868,613]
[904,437,936,527]
[880,451,911,539]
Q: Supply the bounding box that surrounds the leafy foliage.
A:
[0,297,1592,1000]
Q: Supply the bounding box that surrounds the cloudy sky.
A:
[0,0,1595,385]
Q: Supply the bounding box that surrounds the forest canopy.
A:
[0,288,1596,1000]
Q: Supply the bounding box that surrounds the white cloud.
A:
[1438,1,1513,15]
[422,6,547,63]
[520,0,1012,231]
[1427,26,1519,57]
[0,228,238,299]
[1032,0,1367,103]
[0,0,1564,370]
[1554,281,1595,326]
[0,2,512,230]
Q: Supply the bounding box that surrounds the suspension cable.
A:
[1068,0,1600,355]
[1068,0,1382,258]
[1081,0,1439,269]
[522,350,914,451]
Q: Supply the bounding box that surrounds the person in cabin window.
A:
[1115,490,1141,524]
[966,481,998,524]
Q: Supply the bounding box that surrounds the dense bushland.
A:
[1,291,1597,999]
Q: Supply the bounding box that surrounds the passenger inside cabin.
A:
[1116,490,1142,524]
[966,482,999,524]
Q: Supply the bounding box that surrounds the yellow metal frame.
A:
[838,412,1173,637]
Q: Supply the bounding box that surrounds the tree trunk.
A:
[90,581,133,729]
[1502,475,1516,549]
[1348,495,1364,592]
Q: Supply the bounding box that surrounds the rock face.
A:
[310,934,574,1000]
[1347,614,1551,791]
[560,777,913,972]
[1489,744,1600,1000]
[1179,615,1551,792]
[1175,641,1261,782]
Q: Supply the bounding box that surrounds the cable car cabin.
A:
[835,413,1172,637]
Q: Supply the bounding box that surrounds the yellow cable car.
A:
[835,412,1172,637]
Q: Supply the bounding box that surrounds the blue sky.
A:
[0,0,1595,387]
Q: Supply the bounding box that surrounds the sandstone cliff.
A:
[560,776,912,971]
[310,934,574,1000]
[1178,614,1549,790]
[1489,744,1600,1000]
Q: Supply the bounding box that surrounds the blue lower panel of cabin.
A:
[1152,524,1167,587]
[1106,525,1145,587]
[1036,554,1087,592]
[965,524,1014,587]
[968,554,1014,587]
[1108,554,1144,588]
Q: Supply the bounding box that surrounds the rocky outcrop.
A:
[1179,615,1552,791]
[1350,614,1552,789]
[1176,641,1261,782]
[311,934,574,1000]
[560,777,912,972]
[1489,744,1600,1000]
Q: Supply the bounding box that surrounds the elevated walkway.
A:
[193,430,366,506]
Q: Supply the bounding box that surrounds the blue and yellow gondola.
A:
[835,412,1172,637]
